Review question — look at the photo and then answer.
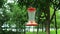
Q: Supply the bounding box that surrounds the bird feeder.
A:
[26,7,38,26]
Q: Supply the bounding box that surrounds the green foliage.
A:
[0,0,4,8]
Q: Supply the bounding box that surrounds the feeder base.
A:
[26,21,38,26]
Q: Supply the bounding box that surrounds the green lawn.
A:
[26,30,60,34]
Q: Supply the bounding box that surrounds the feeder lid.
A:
[27,7,36,12]
[26,21,38,26]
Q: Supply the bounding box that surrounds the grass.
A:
[26,32,46,34]
[3,29,60,34]
[26,30,60,34]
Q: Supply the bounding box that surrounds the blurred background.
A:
[0,0,60,34]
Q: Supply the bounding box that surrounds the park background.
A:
[0,0,60,34]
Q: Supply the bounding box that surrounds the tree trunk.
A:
[0,26,3,34]
[37,25,39,34]
[24,25,26,34]
[46,21,50,34]
[54,7,57,34]
[42,22,43,32]
[45,2,50,34]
